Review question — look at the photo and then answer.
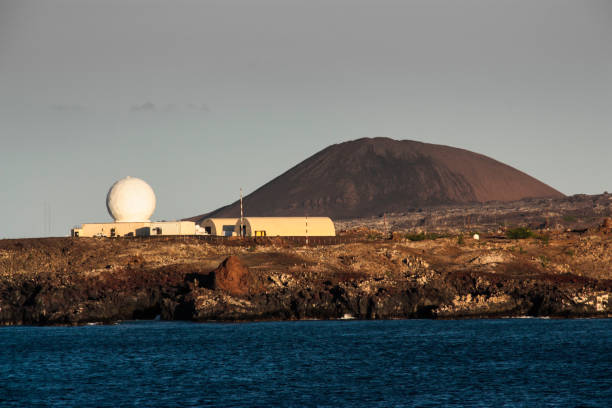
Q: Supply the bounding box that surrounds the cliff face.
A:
[1,232,610,325]
[191,138,564,221]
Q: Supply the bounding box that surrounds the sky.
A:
[1,0,611,238]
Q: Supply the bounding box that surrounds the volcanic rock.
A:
[1,234,612,325]
[190,137,564,221]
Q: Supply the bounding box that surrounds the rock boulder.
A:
[210,256,257,296]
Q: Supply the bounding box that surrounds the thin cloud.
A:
[130,102,210,113]
[187,103,210,112]
[49,104,84,112]
[130,102,156,112]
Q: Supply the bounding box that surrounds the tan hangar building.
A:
[200,218,239,236]
[235,217,335,237]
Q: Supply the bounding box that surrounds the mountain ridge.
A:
[189,137,564,222]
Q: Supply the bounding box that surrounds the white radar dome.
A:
[106,176,156,222]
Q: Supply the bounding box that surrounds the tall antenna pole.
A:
[44,201,51,236]
[383,212,387,239]
[240,187,244,238]
[43,201,47,236]
[305,215,308,246]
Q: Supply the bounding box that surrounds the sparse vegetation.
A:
[405,232,447,241]
[457,235,464,245]
[367,232,382,241]
[506,227,533,239]
[534,234,550,245]
[563,215,577,223]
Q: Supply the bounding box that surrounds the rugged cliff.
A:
[1,230,611,325]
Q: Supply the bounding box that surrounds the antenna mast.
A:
[383,212,387,239]
[240,187,244,238]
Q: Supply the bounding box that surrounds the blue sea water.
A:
[1,319,612,407]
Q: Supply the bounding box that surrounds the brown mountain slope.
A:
[189,138,564,221]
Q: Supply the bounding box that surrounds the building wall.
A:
[236,217,335,237]
[72,221,196,237]
[201,218,238,236]
[149,221,196,236]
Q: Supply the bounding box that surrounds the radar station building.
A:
[73,177,336,238]
[71,176,198,238]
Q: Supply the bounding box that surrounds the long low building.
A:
[72,221,197,237]
[236,217,335,237]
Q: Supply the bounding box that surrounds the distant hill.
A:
[189,137,564,222]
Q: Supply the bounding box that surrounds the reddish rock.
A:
[211,256,256,296]
[601,218,612,232]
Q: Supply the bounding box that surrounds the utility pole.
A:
[383,212,387,239]
[305,215,309,246]
[240,188,244,238]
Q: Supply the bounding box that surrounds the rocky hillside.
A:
[190,138,564,222]
[1,227,611,325]
[337,193,612,235]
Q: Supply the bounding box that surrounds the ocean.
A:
[1,319,611,407]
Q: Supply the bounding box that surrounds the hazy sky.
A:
[1,0,611,238]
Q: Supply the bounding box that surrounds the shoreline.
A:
[5,314,612,328]
[5,311,612,328]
